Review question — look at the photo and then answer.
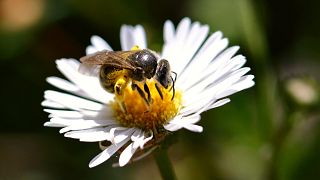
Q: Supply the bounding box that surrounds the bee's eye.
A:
[155,59,171,88]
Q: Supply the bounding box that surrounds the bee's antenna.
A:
[172,71,177,83]
[169,71,177,92]
[170,75,175,101]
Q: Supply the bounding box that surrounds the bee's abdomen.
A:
[99,65,125,93]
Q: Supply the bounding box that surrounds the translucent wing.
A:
[80,50,139,70]
[78,63,100,77]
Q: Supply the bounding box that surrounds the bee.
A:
[79,49,176,108]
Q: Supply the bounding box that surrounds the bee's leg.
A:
[132,83,150,108]
[143,83,152,103]
[155,83,163,100]
[114,78,128,113]
[115,84,121,95]
[114,77,127,95]
[115,85,127,113]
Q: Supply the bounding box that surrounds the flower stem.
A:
[154,147,177,180]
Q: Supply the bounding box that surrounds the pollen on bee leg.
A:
[111,79,183,131]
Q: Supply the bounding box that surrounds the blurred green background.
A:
[1,0,320,179]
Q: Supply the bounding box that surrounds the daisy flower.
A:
[42,17,255,168]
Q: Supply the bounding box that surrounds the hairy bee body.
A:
[80,49,176,105]
[99,65,128,93]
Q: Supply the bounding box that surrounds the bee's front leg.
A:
[131,83,150,111]
[143,83,152,103]
[155,83,163,100]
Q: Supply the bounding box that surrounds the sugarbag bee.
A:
[79,49,176,106]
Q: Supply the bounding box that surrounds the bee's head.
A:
[155,59,172,89]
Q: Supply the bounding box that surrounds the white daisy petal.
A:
[44,109,83,119]
[181,46,240,91]
[46,76,81,93]
[44,121,65,127]
[55,58,113,103]
[183,64,250,101]
[162,18,191,62]
[89,137,130,168]
[162,18,210,76]
[227,75,255,92]
[131,129,143,142]
[44,90,104,111]
[41,100,65,109]
[79,131,112,142]
[64,128,104,138]
[86,46,97,55]
[207,98,231,109]
[58,119,117,133]
[120,25,147,50]
[91,35,113,51]
[164,116,183,131]
[175,23,209,75]
[164,20,175,43]
[163,123,182,132]
[207,68,252,95]
[184,124,203,132]
[120,25,133,51]
[180,96,215,116]
[172,115,200,125]
[113,128,136,144]
[166,115,203,133]
[110,127,126,142]
[119,143,139,167]
[65,127,113,142]
[132,25,147,49]
[177,36,228,87]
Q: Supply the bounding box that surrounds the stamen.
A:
[111,79,182,131]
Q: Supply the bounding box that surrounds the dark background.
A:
[1,0,320,179]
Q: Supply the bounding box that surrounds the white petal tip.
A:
[89,158,103,168]
[88,163,96,168]
[43,122,50,126]
[118,161,127,167]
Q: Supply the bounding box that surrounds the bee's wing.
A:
[80,50,138,69]
[79,50,139,76]
[78,64,100,77]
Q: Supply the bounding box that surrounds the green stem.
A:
[154,147,177,180]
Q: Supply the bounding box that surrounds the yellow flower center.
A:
[111,79,182,131]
